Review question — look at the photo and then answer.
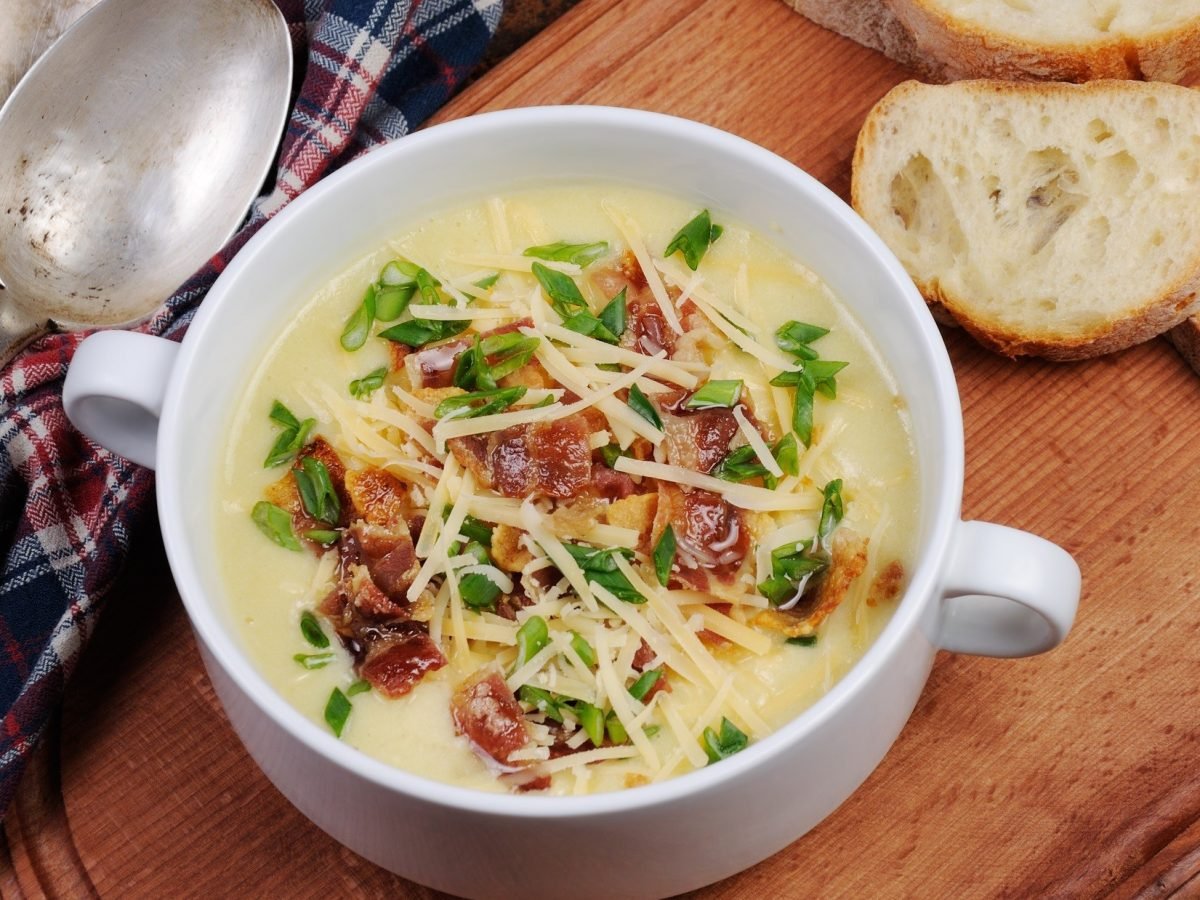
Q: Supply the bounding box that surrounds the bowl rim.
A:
[158,104,963,819]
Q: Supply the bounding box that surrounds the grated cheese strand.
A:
[613,457,819,512]
[602,201,683,335]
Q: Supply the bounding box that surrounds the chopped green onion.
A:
[711,445,769,484]
[324,687,352,737]
[596,362,624,373]
[653,526,676,587]
[664,209,723,270]
[347,679,372,696]
[531,262,588,317]
[684,379,743,410]
[292,457,341,525]
[626,383,662,430]
[340,286,376,351]
[379,258,421,287]
[771,368,816,447]
[349,366,388,400]
[459,515,494,546]
[757,539,830,605]
[562,311,620,344]
[264,400,315,468]
[773,433,800,476]
[563,543,644,604]
[455,332,540,392]
[517,685,565,723]
[474,272,501,290]
[787,634,818,647]
[577,702,606,746]
[628,668,662,701]
[598,443,625,469]
[299,610,330,648]
[701,717,748,763]
[459,571,502,611]
[807,359,849,399]
[303,528,340,546]
[293,652,334,670]
[434,386,527,420]
[374,284,415,322]
[599,288,627,338]
[252,501,302,551]
[415,268,442,305]
[644,725,661,738]
[523,240,609,266]
[570,631,597,668]
[514,615,550,670]
[269,401,301,430]
[774,320,829,360]
[817,479,844,544]
[378,318,469,348]
[605,711,628,745]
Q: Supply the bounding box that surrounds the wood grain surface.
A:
[6,0,1200,897]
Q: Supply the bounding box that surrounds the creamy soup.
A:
[215,185,918,795]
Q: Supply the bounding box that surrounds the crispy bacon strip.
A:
[651,483,748,585]
[448,414,594,499]
[451,670,531,767]
[360,628,447,698]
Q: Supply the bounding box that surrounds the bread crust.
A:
[852,79,1200,361]
[787,0,1200,84]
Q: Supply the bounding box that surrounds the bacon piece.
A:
[451,670,530,766]
[360,628,447,698]
[754,530,871,638]
[593,252,676,357]
[346,468,410,528]
[623,295,676,357]
[652,483,748,583]
[632,639,655,671]
[450,415,593,500]
[660,407,739,477]
[591,463,638,501]
[352,520,419,602]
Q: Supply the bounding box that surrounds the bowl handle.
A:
[62,331,179,470]
[936,520,1080,658]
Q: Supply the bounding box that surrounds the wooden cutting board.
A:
[7,0,1200,896]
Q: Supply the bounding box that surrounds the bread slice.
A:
[852,80,1200,360]
[782,0,1200,84]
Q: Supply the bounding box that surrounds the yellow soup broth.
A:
[215,185,919,795]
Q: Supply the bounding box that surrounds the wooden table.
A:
[7,0,1200,896]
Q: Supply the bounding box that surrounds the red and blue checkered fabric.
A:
[0,0,502,815]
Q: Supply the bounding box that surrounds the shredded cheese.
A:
[601,201,683,335]
[733,406,783,478]
[613,457,818,512]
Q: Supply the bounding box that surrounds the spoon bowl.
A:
[0,0,291,364]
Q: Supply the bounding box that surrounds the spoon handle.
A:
[0,295,51,368]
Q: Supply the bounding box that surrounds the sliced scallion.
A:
[628,668,662,701]
[626,383,662,430]
[252,501,302,551]
[577,702,606,746]
[347,679,372,696]
[292,456,341,525]
[570,631,597,668]
[523,240,609,266]
[664,209,723,271]
[531,262,588,317]
[684,379,743,410]
[701,717,748,763]
[787,634,818,647]
[653,526,676,587]
[324,687,352,737]
[599,288,627,338]
[434,386,527,420]
[299,610,330,648]
[513,615,550,670]
[349,366,388,400]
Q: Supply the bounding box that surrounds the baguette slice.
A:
[852,80,1200,360]
[783,0,1200,84]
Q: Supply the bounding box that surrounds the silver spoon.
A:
[0,0,292,366]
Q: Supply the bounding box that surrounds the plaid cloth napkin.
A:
[0,0,501,815]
